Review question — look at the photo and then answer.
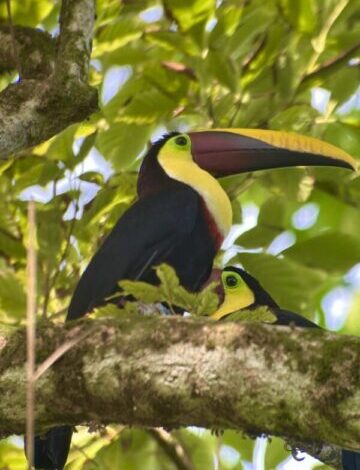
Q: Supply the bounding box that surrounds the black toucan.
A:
[31,129,356,469]
[211,266,360,470]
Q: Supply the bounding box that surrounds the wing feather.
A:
[68,187,200,319]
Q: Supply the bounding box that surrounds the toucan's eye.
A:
[225,275,238,288]
[175,135,188,147]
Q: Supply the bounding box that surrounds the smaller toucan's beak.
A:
[189,129,357,176]
[201,268,224,304]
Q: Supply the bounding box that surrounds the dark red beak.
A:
[189,129,357,176]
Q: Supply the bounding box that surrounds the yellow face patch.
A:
[157,134,232,239]
[211,270,255,320]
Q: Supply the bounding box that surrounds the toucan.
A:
[30,129,356,469]
[211,266,360,470]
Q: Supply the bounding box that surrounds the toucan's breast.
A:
[157,154,233,241]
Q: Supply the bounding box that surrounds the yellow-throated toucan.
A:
[212,266,360,470]
[32,129,356,470]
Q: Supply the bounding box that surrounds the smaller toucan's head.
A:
[138,129,357,197]
[211,266,278,320]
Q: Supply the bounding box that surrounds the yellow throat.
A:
[158,137,233,240]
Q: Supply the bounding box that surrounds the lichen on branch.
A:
[0,314,358,456]
[0,25,55,78]
[0,0,98,159]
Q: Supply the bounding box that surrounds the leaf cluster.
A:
[94,263,219,318]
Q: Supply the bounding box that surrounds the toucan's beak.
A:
[189,129,357,176]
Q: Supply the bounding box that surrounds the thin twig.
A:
[25,201,37,469]
[300,42,360,86]
[148,429,195,470]
[5,0,22,79]
[34,326,93,382]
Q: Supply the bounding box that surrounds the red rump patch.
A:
[200,198,224,251]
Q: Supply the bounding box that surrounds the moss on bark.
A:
[0,315,358,454]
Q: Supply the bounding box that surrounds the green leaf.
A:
[226,306,277,323]
[264,436,290,469]
[79,171,105,186]
[76,132,97,163]
[323,122,360,158]
[146,31,200,56]
[269,105,318,133]
[278,0,317,33]
[207,51,238,92]
[96,17,143,54]
[0,0,54,26]
[118,89,176,125]
[118,264,218,315]
[209,4,243,49]
[155,263,181,303]
[46,126,77,162]
[0,438,26,469]
[119,280,161,304]
[227,4,276,60]
[0,270,26,320]
[93,304,126,318]
[236,197,288,248]
[283,232,360,272]
[155,264,219,315]
[236,226,280,249]
[174,429,216,470]
[193,282,219,316]
[222,431,255,462]
[0,230,26,260]
[96,124,152,170]
[163,0,215,31]
[85,429,176,470]
[13,157,60,193]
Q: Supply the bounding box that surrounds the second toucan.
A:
[211,266,360,470]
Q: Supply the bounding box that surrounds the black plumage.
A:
[68,184,216,319]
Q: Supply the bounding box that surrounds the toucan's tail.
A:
[25,426,73,470]
[342,450,360,470]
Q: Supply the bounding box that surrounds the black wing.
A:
[68,186,207,320]
[342,450,360,470]
[272,308,320,329]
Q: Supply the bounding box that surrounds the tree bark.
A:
[0,315,358,458]
[0,25,55,78]
[0,0,98,159]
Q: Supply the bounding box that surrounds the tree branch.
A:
[56,0,96,82]
[0,25,55,78]
[0,315,358,459]
[0,0,98,159]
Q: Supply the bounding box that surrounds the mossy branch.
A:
[0,315,358,460]
[0,0,98,159]
[0,25,55,78]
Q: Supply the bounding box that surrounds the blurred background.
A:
[0,0,359,468]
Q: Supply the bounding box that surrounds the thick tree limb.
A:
[0,315,358,459]
[0,0,98,159]
[0,25,55,78]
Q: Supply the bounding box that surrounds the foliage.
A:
[0,0,359,468]
[119,263,219,315]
